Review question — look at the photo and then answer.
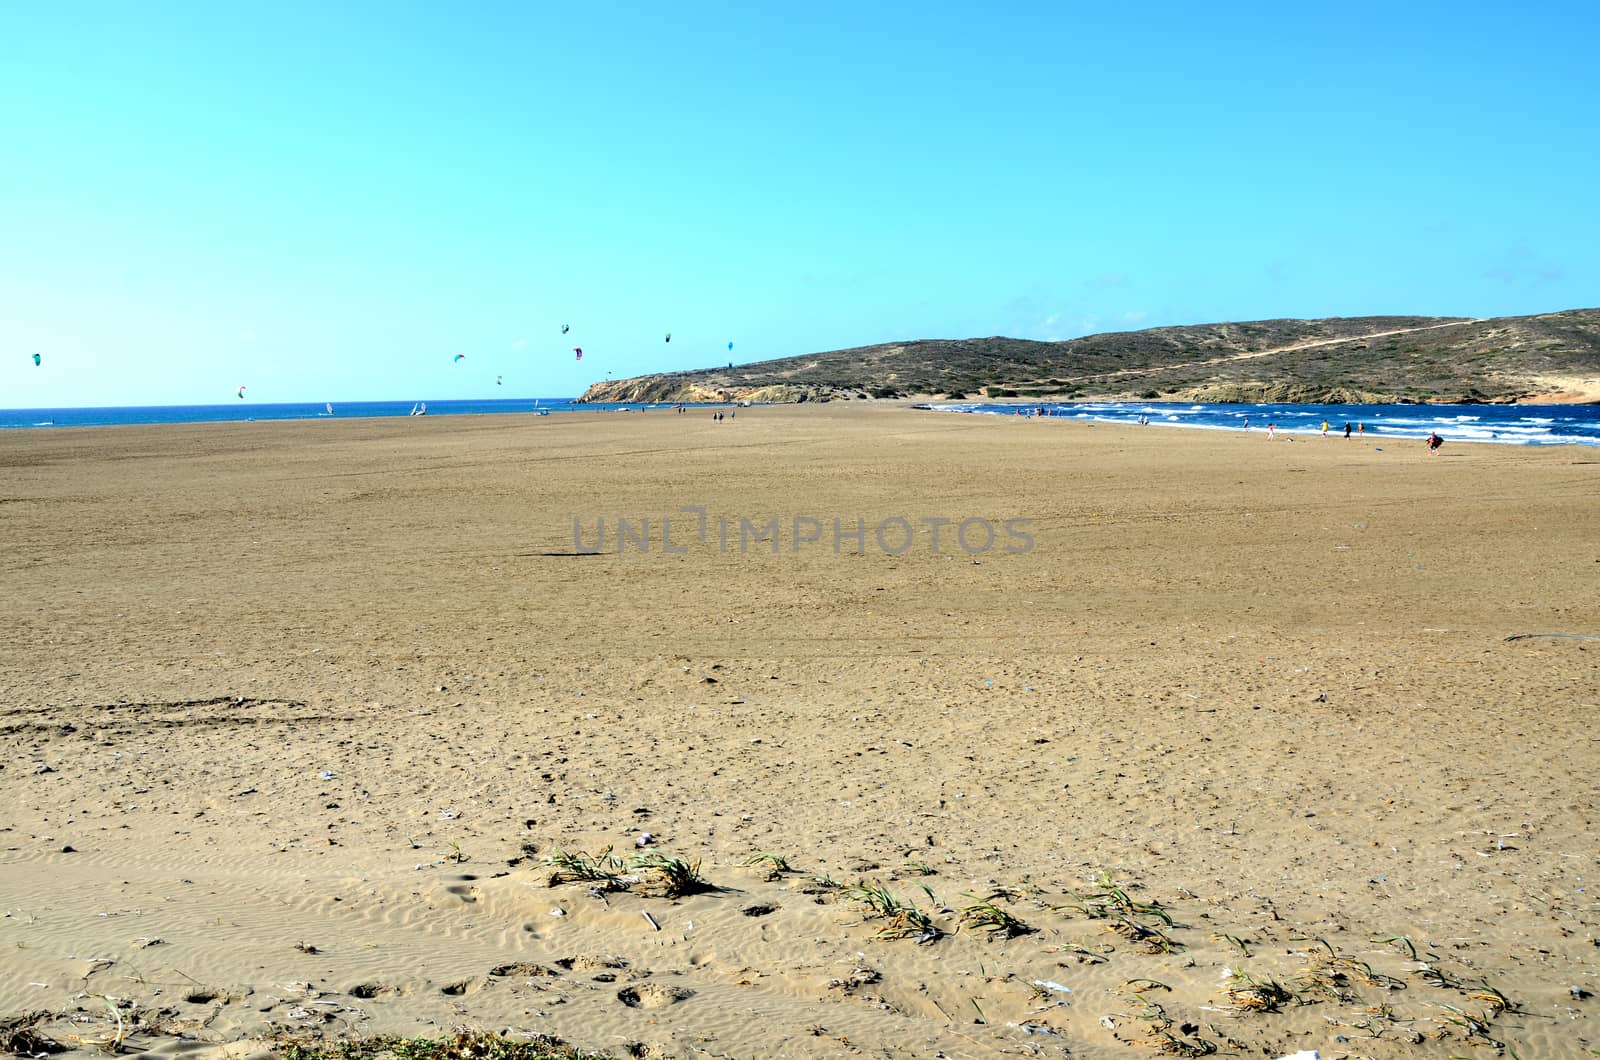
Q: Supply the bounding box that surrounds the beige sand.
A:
[2,406,1597,1059]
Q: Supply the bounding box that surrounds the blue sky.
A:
[3,1,1596,406]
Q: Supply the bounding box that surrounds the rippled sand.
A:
[3,406,1597,1058]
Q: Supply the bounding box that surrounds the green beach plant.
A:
[1223,970,1295,1013]
[1413,962,1460,989]
[743,852,793,879]
[1110,914,1181,953]
[1054,941,1109,964]
[1439,1004,1505,1048]
[1150,1029,1217,1057]
[803,872,842,893]
[959,896,1033,939]
[1211,932,1251,956]
[879,904,939,942]
[1372,933,1419,960]
[894,858,937,877]
[543,847,626,888]
[1062,874,1175,927]
[844,879,901,916]
[1300,940,1407,992]
[627,851,711,898]
[844,879,942,942]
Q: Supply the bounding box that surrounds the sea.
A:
[1,397,1598,446]
[928,400,1600,447]
[0,397,676,430]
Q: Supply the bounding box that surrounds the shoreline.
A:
[3,395,1598,448]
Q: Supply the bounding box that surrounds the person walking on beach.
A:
[1343,422,1352,438]
[1358,422,1365,436]
[1321,420,1330,437]
[1266,423,1276,441]
[1427,431,1443,453]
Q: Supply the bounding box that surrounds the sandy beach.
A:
[2,405,1597,1059]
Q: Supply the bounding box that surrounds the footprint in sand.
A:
[439,977,489,996]
[616,983,693,1009]
[489,962,560,978]
[347,983,401,999]
[556,954,629,973]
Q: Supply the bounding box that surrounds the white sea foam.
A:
[930,401,1599,447]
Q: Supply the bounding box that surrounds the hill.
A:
[577,308,1600,405]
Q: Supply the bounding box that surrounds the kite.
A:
[32,353,41,366]
[665,332,672,343]
[728,341,733,350]
[453,353,466,362]
[497,375,503,386]
[237,385,247,399]
[561,324,570,334]
[573,347,583,361]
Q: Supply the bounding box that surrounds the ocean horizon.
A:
[0,396,665,430]
[3,396,1599,446]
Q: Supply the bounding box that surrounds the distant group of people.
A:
[1265,420,1368,440]
[1256,418,1443,450]
[713,409,734,422]
[1000,407,1445,451]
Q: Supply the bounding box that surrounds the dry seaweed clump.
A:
[273,1031,609,1060]
[0,1012,63,1056]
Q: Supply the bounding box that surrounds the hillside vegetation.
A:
[578,308,1600,405]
